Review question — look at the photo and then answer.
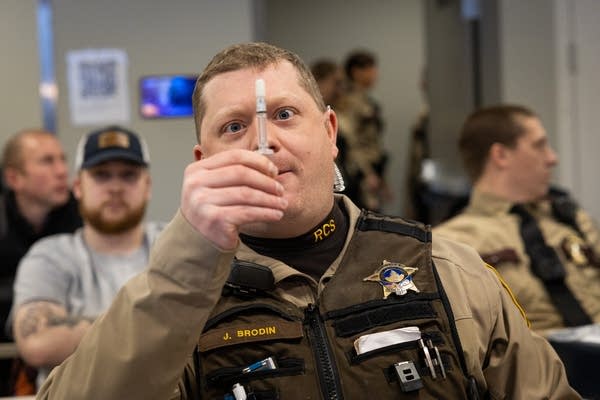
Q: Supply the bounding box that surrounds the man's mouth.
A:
[104,200,127,209]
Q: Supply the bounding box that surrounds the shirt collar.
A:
[235,194,361,286]
[469,188,552,217]
[469,188,515,215]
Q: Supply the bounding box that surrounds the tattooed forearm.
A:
[47,314,93,328]
[17,303,93,339]
[18,305,43,339]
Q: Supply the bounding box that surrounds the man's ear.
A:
[326,107,339,159]
[193,144,203,161]
[3,167,19,191]
[72,176,83,200]
[145,173,152,201]
[489,142,511,169]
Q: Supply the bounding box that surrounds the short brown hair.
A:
[310,59,338,82]
[459,105,537,181]
[192,42,325,142]
[344,50,376,81]
[2,129,54,171]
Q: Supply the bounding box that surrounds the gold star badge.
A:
[364,260,419,299]
[561,234,589,266]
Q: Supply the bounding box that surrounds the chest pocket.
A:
[322,297,469,400]
[195,302,319,400]
[314,211,473,399]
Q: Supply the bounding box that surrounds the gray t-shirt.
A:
[11,221,165,385]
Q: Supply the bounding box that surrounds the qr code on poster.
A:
[79,61,117,98]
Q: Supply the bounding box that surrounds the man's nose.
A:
[54,159,69,177]
[250,118,276,154]
[547,147,559,166]
[105,175,128,190]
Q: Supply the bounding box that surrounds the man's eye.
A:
[39,155,55,165]
[275,108,295,120]
[121,170,141,183]
[223,122,245,134]
[92,171,111,181]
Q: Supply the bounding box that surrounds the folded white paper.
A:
[354,326,422,355]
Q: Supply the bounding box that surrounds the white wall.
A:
[425,0,474,184]
[498,0,558,150]
[555,0,600,221]
[265,0,426,216]
[52,0,256,222]
[0,0,42,149]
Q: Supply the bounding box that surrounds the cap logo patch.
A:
[98,131,130,149]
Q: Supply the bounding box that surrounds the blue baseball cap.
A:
[75,125,150,170]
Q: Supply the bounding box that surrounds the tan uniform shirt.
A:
[336,89,387,210]
[434,189,600,333]
[37,196,579,399]
[336,87,384,179]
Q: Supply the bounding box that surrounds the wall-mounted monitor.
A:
[139,74,197,118]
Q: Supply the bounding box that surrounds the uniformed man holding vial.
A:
[38,44,580,399]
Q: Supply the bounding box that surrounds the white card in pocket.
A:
[354,326,422,355]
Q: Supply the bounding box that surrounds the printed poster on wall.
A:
[67,48,130,125]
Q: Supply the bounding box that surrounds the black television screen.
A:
[139,74,197,118]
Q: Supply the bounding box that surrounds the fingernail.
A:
[269,163,278,176]
[280,197,288,207]
[276,182,284,194]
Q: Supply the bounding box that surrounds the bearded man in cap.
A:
[10,126,164,389]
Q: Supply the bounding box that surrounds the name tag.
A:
[198,320,304,352]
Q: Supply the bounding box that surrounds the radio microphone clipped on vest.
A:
[225,260,275,297]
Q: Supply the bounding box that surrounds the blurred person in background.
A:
[336,50,391,211]
[311,59,361,208]
[404,66,432,223]
[0,129,81,395]
[434,105,600,334]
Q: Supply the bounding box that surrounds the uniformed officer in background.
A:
[335,50,391,211]
[434,104,600,335]
[38,44,579,399]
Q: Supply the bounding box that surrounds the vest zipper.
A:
[305,303,344,400]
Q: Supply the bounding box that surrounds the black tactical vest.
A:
[188,211,477,399]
